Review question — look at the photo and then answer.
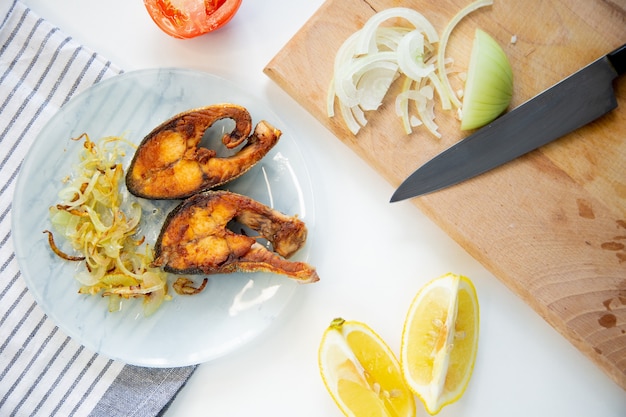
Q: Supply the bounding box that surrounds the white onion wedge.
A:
[460,28,513,130]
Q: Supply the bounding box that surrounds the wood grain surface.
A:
[264,0,626,389]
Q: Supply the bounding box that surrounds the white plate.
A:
[12,68,315,367]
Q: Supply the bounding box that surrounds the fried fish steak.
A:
[153,190,319,283]
[126,104,281,199]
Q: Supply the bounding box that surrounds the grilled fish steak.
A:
[153,190,319,283]
[126,104,281,199]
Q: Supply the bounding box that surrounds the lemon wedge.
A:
[319,318,416,417]
[461,29,513,130]
[400,273,479,415]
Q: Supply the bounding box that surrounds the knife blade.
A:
[391,43,626,203]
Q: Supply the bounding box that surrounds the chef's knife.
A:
[391,43,626,202]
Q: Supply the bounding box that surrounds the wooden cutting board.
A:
[264,0,626,390]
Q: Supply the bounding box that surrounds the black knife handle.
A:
[608,43,626,75]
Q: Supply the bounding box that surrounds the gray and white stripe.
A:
[0,2,195,416]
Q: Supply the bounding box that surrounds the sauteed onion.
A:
[47,133,168,315]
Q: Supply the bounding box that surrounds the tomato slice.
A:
[144,0,242,39]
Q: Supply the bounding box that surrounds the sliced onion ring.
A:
[437,0,494,108]
[328,1,495,137]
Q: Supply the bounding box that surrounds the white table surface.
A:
[20,1,626,416]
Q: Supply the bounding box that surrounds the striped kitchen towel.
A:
[0,1,196,416]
